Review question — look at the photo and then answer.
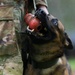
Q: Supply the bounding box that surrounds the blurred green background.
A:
[47,0,75,73]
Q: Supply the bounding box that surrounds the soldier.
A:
[22,0,73,75]
[0,0,51,75]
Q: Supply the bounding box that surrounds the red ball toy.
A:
[24,13,41,31]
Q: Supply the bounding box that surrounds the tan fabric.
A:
[35,0,47,7]
[0,5,18,56]
[0,54,23,75]
[0,6,13,20]
[0,3,23,75]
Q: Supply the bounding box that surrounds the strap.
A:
[32,58,58,69]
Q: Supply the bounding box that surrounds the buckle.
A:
[26,26,34,34]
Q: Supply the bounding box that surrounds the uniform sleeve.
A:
[35,0,48,7]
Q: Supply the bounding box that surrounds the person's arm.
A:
[35,0,48,7]
[35,0,49,14]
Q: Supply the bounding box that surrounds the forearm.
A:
[35,0,48,7]
[35,0,49,14]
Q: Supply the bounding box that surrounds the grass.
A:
[68,57,75,71]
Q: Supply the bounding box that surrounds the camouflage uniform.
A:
[0,0,47,75]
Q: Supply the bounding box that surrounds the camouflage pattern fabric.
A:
[0,54,23,75]
[0,2,23,75]
[35,0,47,7]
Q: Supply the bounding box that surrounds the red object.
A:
[24,13,41,31]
